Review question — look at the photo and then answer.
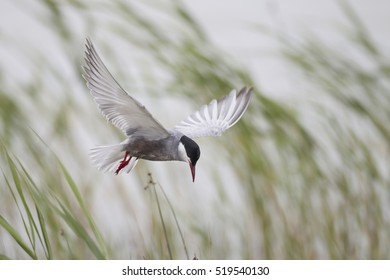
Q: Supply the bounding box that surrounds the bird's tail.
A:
[89,144,138,174]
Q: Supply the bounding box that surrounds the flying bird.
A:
[83,38,253,182]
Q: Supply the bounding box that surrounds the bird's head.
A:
[178,136,200,182]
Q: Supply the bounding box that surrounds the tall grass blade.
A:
[36,206,53,259]
[0,215,36,259]
[53,198,106,260]
[157,181,189,260]
[147,174,173,260]
[0,254,11,260]
[57,161,109,259]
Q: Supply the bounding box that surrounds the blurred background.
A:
[1,0,390,259]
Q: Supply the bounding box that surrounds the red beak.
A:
[189,163,196,182]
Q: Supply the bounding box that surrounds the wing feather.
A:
[83,38,169,139]
[174,87,253,138]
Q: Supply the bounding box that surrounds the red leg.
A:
[115,151,132,175]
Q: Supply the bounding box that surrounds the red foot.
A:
[115,151,132,175]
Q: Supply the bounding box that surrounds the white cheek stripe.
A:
[178,142,190,162]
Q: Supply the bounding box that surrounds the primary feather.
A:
[83,38,170,140]
[174,87,253,138]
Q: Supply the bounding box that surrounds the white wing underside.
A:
[174,87,253,138]
[83,38,169,140]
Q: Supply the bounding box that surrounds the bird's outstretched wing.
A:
[174,87,253,138]
[83,38,170,139]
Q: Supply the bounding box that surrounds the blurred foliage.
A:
[1,0,390,259]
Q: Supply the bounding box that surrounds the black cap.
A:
[180,136,200,166]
